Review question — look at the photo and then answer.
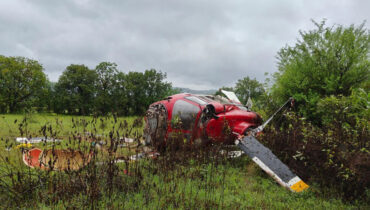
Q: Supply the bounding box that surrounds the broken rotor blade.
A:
[236,135,309,192]
[251,97,293,135]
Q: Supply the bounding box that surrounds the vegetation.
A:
[0,114,365,209]
[53,64,98,115]
[263,22,368,203]
[0,56,48,113]
[216,20,369,203]
[214,77,266,110]
[272,20,369,122]
[260,110,369,202]
[0,58,174,116]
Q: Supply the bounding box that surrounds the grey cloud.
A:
[0,0,368,89]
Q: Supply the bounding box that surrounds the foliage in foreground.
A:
[0,144,361,209]
[261,110,369,202]
[0,114,367,209]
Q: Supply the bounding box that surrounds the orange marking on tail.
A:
[290,180,309,192]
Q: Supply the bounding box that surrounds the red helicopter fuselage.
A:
[144,93,262,146]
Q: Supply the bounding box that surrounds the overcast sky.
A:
[0,0,368,89]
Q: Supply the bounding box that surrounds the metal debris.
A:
[23,148,92,171]
[16,137,61,144]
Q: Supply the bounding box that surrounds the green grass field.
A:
[0,113,142,138]
[0,114,367,209]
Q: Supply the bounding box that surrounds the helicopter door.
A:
[171,99,201,133]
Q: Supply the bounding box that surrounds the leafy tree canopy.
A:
[54,64,97,115]
[121,69,172,115]
[0,55,47,113]
[235,76,265,105]
[215,78,265,110]
[272,20,370,121]
[95,62,119,114]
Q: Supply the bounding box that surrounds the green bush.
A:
[272,20,370,122]
[316,88,369,127]
[260,107,369,201]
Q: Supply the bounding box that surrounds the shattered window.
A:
[185,96,208,105]
[205,95,230,104]
[171,99,200,130]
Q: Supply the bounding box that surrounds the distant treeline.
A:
[0,56,176,115]
[0,20,368,121]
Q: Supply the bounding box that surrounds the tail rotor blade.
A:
[237,135,309,192]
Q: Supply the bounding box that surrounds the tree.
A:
[143,69,172,106]
[95,62,119,114]
[54,64,97,115]
[234,76,265,105]
[33,80,54,112]
[111,72,130,115]
[0,56,47,113]
[120,69,172,115]
[272,20,370,121]
[124,71,146,115]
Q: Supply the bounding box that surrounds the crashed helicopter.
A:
[20,90,308,192]
[143,90,309,192]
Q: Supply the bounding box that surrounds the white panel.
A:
[221,90,241,103]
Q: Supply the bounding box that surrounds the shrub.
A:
[260,108,369,201]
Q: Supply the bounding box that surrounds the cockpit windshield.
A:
[200,95,231,105]
[185,96,208,105]
[200,95,249,111]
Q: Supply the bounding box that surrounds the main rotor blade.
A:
[237,136,309,192]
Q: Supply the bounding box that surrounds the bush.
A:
[272,20,370,122]
[260,108,369,201]
[316,88,369,127]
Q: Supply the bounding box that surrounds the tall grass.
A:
[0,114,365,208]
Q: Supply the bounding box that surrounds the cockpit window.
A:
[203,95,249,110]
[171,100,201,130]
[203,95,230,105]
[185,96,208,105]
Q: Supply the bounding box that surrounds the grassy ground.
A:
[0,114,367,209]
[0,113,142,138]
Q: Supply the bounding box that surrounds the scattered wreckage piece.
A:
[220,150,243,158]
[144,91,309,192]
[129,151,159,161]
[22,144,159,170]
[16,143,33,149]
[94,151,159,165]
[117,137,139,148]
[23,148,92,171]
[121,137,135,143]
[16,137,61,144]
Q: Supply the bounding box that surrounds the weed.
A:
[0,114,367,208]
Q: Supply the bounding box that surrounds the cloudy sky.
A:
[0,0,368,89]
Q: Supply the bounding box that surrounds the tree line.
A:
[0,58,175,115]
[1,20,368,121]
